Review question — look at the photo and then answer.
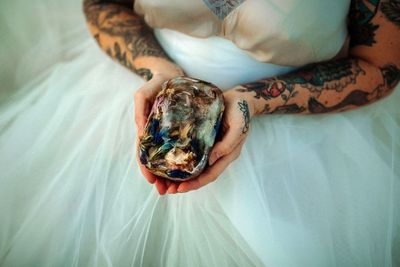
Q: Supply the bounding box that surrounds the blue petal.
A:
[167,170,192,179]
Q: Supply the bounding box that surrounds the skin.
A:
[84,0,400,195]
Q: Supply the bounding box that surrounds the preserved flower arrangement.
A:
[139,77,225,181]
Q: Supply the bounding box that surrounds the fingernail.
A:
[209,152,220,166]
[177,186,186,193]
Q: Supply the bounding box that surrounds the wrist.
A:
[227,86,258,118]
[229,85,262,118]
[134,56,184,80]
[233,84,298,116]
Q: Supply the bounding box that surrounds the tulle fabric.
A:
[0,0,399,267]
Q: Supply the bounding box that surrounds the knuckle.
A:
[217,144,230,155]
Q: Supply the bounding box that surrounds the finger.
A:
[178,141,245,193]
[209,125,245,166]
[133,79,162,134]
[135,137,157,184]
[167,182,179,194]
[139,164,157,184]
[134,91,150,135]
[155,178,168,195]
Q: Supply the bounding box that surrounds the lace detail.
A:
[203,0,246,20]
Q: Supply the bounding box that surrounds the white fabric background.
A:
[0,0,399,266]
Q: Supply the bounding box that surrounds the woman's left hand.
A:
[164,88,256,194]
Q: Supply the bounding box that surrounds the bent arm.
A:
[83,0,182,81]
[237,0,400,115]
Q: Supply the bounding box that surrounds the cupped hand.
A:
[166,89,256,194]
[134,67,183,194]
[134,71,182,135]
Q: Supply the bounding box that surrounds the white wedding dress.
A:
[0,0,399,267]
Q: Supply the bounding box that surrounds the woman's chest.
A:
[134,0,351,66]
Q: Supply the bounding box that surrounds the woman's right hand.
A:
[134,73,173,135]
[134,66,184,193]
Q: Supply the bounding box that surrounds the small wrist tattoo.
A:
[238,100,250,134]
[136,68,153,81]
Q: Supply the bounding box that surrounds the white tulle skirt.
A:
[0,1,399,266]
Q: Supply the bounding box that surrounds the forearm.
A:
[236,0,400,116]
[83,0,182,80]
[237,58,400,115]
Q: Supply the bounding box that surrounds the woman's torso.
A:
[134,0,351,67]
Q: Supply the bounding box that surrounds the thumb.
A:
[134,77,166,135]
[208,126,243,166]
[134,94,153,137]
[135,103,150,136]
[136,108,149,137]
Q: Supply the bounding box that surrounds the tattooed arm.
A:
[175,0,400,194]
[83,0,182,81]
[236,0,400,116]
[84,0,184,194]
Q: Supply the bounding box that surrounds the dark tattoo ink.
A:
[237,59,365,101]
[308,90,370,113]
[237,100,250,134]
[381,64,400,87]
[349,0,381,47]
[83,0,170,74]
[381,0,400,27]
[236,58,386,114]
[262,104,306,114]
[237,80,291,100]
[370,64,400,98]
[286,59,365,94]
[113,42,132,68]
[136,68,154,81]
[94,33,101,45]
[203,0,246,20]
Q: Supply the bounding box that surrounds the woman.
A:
[0,0,399,266]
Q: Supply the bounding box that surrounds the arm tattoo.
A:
[236,0,399,115]
[285,59,365,94]
[349,0,381,47]
[262,104,306,115]
[237,59,400,114]
[373,64,400,97]
[83,0,170,79]
[237,100,250,134]
[307,64,399,113]
[136,68,153,81]
[381,0,400,27]
[237,59,364,100]
[308,90,369,113]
